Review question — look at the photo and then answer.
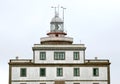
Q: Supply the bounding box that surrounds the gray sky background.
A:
[0,0,120,84]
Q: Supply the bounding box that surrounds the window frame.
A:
[40,52,46,60]
[57,68,63,76]
[73,52,80,60]
[40,68,46,77]
[74,68,80,76]
[93,68,99,76]
[54,52,65,60]
[20,68,27,77]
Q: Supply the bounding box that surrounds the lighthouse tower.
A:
[41,8,73,45]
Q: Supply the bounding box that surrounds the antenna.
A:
[51,6,57,16]
[61,6,66,22]
[51,5,60,17]
[61,6,66,30]
[57,5,60,16]
[80,40,81,44]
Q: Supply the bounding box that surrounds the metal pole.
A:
[61,6,66,31]
[51,6,56,16]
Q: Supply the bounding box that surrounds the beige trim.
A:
[9,65,12,84]
[41,41,73,45]
[108,65,110,84]
[9,62,110,67]
[12,80,108,82]
[32,47,86,51]
[84,51,85,63]
[33,50,35,63]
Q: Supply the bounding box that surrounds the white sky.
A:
[0,0,120,84]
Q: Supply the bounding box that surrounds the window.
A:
[93,68,99,76]
[54,52,65,60]
[40,68,46,77]
[57,68,63,76]
[20,68,27,77]
[40,52,46,60]
[74,68,80,76]
[73,52,79,60]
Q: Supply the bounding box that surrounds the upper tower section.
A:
[47,6,66,36]
[40,6,73,45]
[50,13,64,32]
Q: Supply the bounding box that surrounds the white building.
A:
[8,8,110,84]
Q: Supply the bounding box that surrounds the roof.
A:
[8,59,110,66]
[51,14,63,23]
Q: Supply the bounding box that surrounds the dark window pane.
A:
[74,52,79,60]
[20,68,26,77]
[74,68,80,76]
[40,68,46,76]
[54,52,65,60]
[57,68,63,76]
[40,52,46,60]
[93,68,99,76]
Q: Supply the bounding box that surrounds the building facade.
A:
[8,9,110,84]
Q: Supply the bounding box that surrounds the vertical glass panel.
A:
[57,68,63,76]
[74,68,80,76]
[40,52,46,60]
[20,68,26,77]
[73,52,79,60]
[93,68,99,76]
[40,68,46,77]
[54,52,65,60]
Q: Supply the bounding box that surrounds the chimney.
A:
[95,57,98,60]
[16,56,19,60]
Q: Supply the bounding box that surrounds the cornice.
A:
[32,47,86,50]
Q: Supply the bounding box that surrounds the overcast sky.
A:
[0,0,120,84]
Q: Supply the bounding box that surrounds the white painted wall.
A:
[11,43,108,84]
[34,50,85,64]
[12,82,107,84]
[12,67,108,80]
